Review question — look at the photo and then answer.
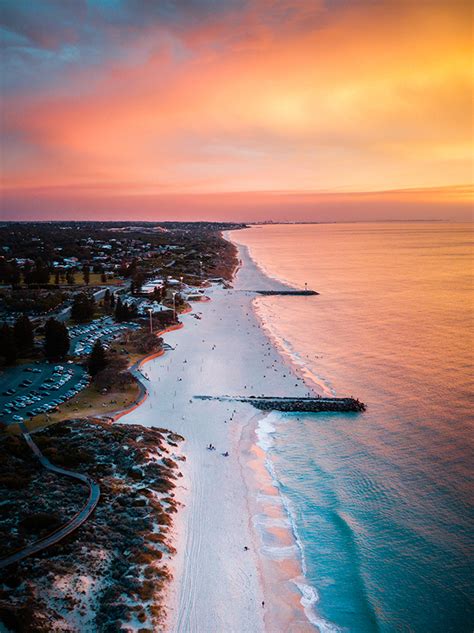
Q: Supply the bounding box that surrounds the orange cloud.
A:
[1,0,472,218]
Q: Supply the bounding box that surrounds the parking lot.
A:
[69,316,140,356]
[0,362,88,425]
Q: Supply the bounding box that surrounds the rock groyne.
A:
[255,290,318,296]
[195,395,365,413]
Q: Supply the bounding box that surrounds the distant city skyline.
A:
[1,1,472,221]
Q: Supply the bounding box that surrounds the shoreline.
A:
[228,234,324,631]
[111,322,185,422]
[118,231,321,631]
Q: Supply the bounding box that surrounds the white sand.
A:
[119,239,317,632]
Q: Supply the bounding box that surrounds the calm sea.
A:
[233,222,474,633]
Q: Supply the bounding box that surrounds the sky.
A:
[0,0,472,222]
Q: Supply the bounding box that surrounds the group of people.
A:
[206,444,229,457]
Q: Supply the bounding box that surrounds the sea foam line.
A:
[252,297,337,398]
[255,413,342,633]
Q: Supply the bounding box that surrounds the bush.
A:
[93,365,134,391]
[20,512,62,532]
[0,473,31,490]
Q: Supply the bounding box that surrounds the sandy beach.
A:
[119,236,318,632]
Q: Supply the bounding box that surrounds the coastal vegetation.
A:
[43,318,70,360]
[0,420,184,631]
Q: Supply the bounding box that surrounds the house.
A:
[141,278,165,294]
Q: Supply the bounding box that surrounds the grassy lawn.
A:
[19,272,123,287]
[71,272,123,286]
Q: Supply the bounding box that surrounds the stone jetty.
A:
[195,395,366,412]
[255,290,319,296]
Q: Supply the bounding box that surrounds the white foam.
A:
[255,414,342,633]
[260,544,299,560]
[292,579,342,633]
[253,298,336,398]
[255,493,284,506]
[252,514,291,529]
[255,414,277,451]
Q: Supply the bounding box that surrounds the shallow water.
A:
[233,222,474,633]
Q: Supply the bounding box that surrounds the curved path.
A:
[0,422,100,569]
[101,322,184,423]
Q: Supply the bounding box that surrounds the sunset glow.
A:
[1,0,472,220]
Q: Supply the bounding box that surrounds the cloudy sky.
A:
[0,0,472,221]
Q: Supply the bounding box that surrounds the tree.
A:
[35,259,50,284]
[174,292,185,309]
[114,296,123,322]
[82,265,90,285]
[66,270,75,285]
[125,258,138,278]
[24,259,50,285]
[103,288,111,308]
[54,270,60,285]
[101,272,107,283]
[44,318,70,360]
[115,298,137,323]
[87,339,108,376]
[152,286,163,302]
[114,296,131,322]
[129,328,163,355]
[0,260,20,286]
[132,272,145,294]
[93,356,132,390]
[71,293,95,323]
[0,324,17,365]
[14,315,34,352]
[110,292,116,308]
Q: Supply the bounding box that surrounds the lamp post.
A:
[172,291,177,322]
[148,307,153,334]
[180,275,184,288]
[199,260,203,280]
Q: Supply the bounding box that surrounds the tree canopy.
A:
[44,318,70,359]
[87,339,108,376]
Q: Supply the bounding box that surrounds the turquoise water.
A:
[234,223,474,632]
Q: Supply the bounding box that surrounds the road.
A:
[0,422,100,569]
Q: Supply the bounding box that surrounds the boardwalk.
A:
[0,422,100,569]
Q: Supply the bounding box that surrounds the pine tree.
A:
[14,314,34,352]
[82,265,90,285]
[114,296,123,322]
[71,293,95,323]
[0,323,17,365]
[44,318,70,359]
[87,339,108,376]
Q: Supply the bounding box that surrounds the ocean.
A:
[232,222,474,633]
